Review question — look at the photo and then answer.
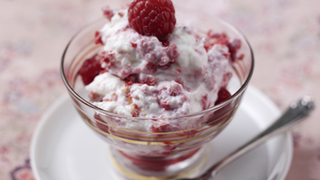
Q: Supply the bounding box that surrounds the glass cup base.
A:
[109,145,210,180]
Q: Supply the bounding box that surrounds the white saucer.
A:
[30,86,293,180]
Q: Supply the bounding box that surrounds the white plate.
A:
[30,86,292,180]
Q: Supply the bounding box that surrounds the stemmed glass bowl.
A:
[61,7,254,180]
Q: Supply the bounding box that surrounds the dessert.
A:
[61,0,253,177]
[78,0,242,133]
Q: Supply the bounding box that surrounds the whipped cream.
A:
[85,10,233,130]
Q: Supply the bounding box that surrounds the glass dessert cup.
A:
[61,10,254,180]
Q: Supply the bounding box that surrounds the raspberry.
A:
[215,87,231,105]
[128,0,176,42]
[78,56,103,85]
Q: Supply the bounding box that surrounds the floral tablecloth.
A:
[0,0,319,179]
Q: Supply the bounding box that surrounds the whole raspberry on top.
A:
[128,0,176,43]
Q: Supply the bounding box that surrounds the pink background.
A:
[0,0,319,179]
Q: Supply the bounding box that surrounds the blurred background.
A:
[0,0,319,179]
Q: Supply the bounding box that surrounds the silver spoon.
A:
[177,96,315,180]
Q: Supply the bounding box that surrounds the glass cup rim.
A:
[60,17,254,121]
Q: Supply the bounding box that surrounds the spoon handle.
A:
[198,96,315,180]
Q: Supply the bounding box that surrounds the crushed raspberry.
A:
[222,72,232,87]
[151,123,180,132]
[204,32,229,51]
[125,81,134,86]
[99,69,108,74]
[160,100,171,110]
[207,31,227,39]
[158,83,187,110]
[128,0,176,42]
[168,84,182,96]
[238,53,244,60]
[98,51,115,69]
[102,6,114,20]
[95,31,103,45]
[94,113,109,133]
[119,148,198,171]
[124,74,139,86]
[201,94,209,110]
[139,39,156,56]
[215,38,229,45]
[159,62,172,69]
[103,93,118,101]
[166,44,179,59]
[227,39,241,62]
[144,62,158,73]
[203,42,213,51]
[78,55,103,85]
[160,44,179,68]
[140,76,156,86]
[174,79,184,87]
[88,92,103,102]
[126,75,160,86]
[138,39,179,72]
[130,42,137,48]
[204,31,242,62]
[131,103,141,117]
[131,111,138,117]
[133,104,140,110]
[215,87,231,105]
[126,93,133,104]
[118,12,124,17]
